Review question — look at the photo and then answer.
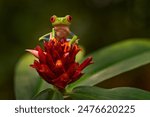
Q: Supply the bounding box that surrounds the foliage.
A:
[15,39,150,100]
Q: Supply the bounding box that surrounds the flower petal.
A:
[78,56,93,71]
[26,49,39,58]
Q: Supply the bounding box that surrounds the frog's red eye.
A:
[66,15,72,22]
[50,15,56,23]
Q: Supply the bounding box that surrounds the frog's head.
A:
[50,15,72,26]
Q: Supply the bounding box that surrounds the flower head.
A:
[27,39,93,89]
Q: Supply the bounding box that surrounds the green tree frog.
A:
[39,15,78,45]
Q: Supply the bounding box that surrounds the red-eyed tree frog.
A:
[39,15,78,45]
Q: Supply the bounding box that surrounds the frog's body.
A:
[39,15,78,45]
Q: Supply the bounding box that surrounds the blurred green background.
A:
[0,0,150,99]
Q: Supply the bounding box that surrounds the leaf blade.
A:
[33,88,63,100]
[76,52,150,87]
[69,86,150,100]
[14,54,52,99]
[67,39,150,91]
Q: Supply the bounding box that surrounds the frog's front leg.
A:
[69,32,78,45]
[51,28,55,39]
[39,33,50,41]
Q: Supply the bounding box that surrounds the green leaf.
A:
[33,88,63,100]
[67,39,150,91]
[14,54,52,99]
[69,86,150,100]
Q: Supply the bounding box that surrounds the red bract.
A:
[27,38,93,89]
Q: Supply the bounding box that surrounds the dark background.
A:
[0,0,150,99]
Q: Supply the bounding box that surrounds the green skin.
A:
[39,15,78,45]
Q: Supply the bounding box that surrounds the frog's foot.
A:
[69,35,78,45]
[39,33,50,41]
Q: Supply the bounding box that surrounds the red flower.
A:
[26,38,93,89]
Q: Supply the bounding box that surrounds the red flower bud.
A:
[28,38,93,90]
